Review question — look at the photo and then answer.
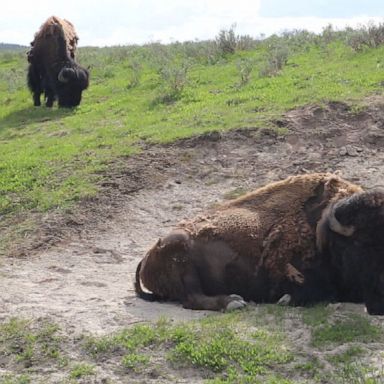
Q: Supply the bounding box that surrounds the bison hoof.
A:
[226,294,247,311]
[277,294,292,306]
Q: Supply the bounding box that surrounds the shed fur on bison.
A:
[27,16,89,108]
[135,173,384,315]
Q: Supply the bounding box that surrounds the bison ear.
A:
[156,238,164,248]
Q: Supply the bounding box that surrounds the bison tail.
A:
[134,260,160,302]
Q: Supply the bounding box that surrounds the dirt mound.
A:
[1,98,384,335]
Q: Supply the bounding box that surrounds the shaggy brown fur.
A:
[29,16,78,60]
[136,173,372,311]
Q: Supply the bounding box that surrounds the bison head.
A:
[57,65,89,107]
[318,190,384,315]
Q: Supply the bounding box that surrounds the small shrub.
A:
[127,60,142,89]
[236,58,254,87]
[156,60,190,103]
[215,25,257,56]
[216,26,238,55]
[345,22,384,51]
[259,42,290,77]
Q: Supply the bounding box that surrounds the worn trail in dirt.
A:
[1,100,384,335]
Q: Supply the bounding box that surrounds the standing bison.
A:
[135,173,384,315]
[27,16,89,107]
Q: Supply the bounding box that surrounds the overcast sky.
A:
[1,0,383,47]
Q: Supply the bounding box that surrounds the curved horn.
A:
[329,190,384,237]
[328,208,355,236]
[58,67,75,83]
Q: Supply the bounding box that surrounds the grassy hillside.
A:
[0,26,384,236]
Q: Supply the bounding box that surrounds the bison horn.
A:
[328,209,355,236]
[58,67,76,83]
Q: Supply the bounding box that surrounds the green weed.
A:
[121,353,150,371]
[311,314,382,348]
[0,318,62,368]
[84,312,292,382]
[0,374,31,384]
[69,363,95,379]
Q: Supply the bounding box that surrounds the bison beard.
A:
[135,173,384,315]
[27,16,89,108]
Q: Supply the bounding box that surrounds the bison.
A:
[135,173,384,315]
[27,16,89,107]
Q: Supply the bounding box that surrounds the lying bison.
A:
[135,173,384,315]
[27,16,89,107]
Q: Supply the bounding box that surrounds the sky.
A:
[0,0,383,47]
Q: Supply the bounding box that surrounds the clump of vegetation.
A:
[69,363,95,379]
[126,59,142,89]
[345,22,384,51]
[1,308,383,383]
[84,313,292,382]
[259,40,290,77]
[156,59,190,103]
[311,313,382,348]
[215,25,257,56]
[236,57,255,86]
[0,318,63,369]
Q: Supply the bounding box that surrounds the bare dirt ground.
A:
[1,98,384,381]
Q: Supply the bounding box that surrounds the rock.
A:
[339,145,359,157]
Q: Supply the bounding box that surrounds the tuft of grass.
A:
[311,314,382,348]
[0,318,63,368]
[121,353,150,371]
[69,363,95,379]
[0,374,31,384]
[332,362,384,384]
[327,346,366,366]
[84,312,292,382]
[301,304,332,327]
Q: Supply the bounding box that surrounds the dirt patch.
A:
[1,99,384,381]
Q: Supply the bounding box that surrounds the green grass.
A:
[84,312,293,382]
[0,318,63,369]
[69,363,95,379]
[311,313,382,348]
[1,307,383,383]
[0,35,384,237]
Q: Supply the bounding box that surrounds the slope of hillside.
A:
[0,30,384,256]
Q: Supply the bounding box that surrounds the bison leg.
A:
[184,293,247,311]
[45,88,55,107]
[27,64,42,106]
[181,268,247,311]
